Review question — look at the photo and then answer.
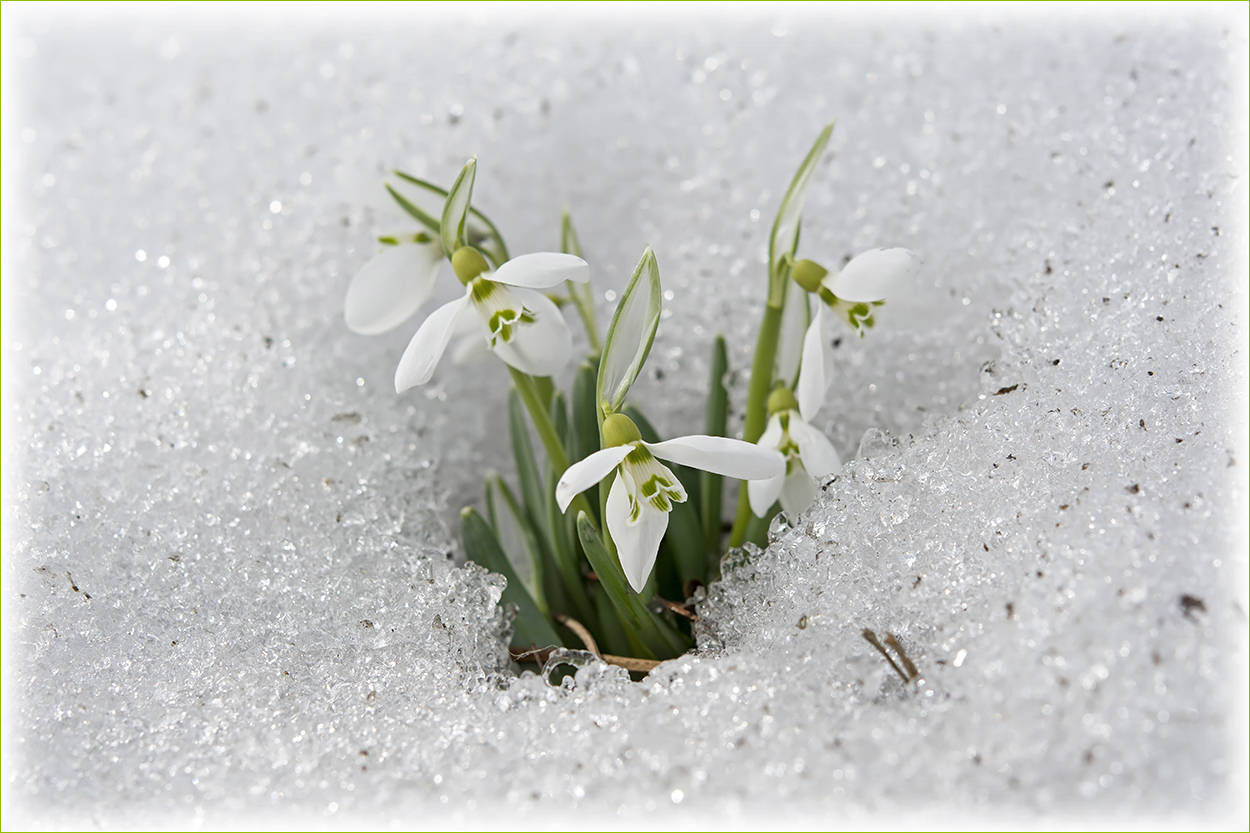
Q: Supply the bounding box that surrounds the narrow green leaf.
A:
[440,158,477,258]
[666,494,706,585]
[485,475,547,614]
[513,386,595,629]
[744,511,773,548]
[769,120,834,281]
[597,247,662,418]
[534,375,555,411]
[592,587,633,657]
[461,507,561,650]
[702,335,729,555]
[549,389,570,451]
[571,360,600,465]
[560,210,585,258]
[577,512,688,659]
[385,183,441,236]
[508,388,547,538]
[561,210,601,352]
[392,169,510,264]
[545,462,598,632]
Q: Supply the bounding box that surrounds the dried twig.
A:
[509,646,554,664]
[552,612,600,656]
[861,628,913,682]
[600,654,661,672]
[656,597,698,621]
[883,633,919,680]
[511,616,664,676]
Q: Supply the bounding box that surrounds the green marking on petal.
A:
[470,278,539,346]
[619,444,686,516]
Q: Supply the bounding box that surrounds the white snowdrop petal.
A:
[871,291,933,330]
[451,333,490,366]
[789,418,842,478]
[797,305,832,423]
[757,413,784,452]
[344,243,442,335]
[487,287,573,377]
[826,247,922,303]
[555,445,632,511]
[774,283,810,386]
[778,468,820,516]
[606,474,669,594]
[394,294,472,392]
[748,472,786,518]
[646,435,784,481]
[492,252,589,288]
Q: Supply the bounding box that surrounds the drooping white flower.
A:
[557,413,784,593]
[395,248,588,391]
[749,305,842,518]
[792,247,924,334]
[344,238,445,336]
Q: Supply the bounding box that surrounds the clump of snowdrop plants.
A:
[344,123,923,673]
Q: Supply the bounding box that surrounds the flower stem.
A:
[508,366,595,522]
[509,367,569,472]
[727,287,787,548]
[571,285,601,353]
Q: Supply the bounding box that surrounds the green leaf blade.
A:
[577,512,688,659]
[701,335,730,556]
[485,475,547,615]
[461,507,561,651]
[769,120,834,279]
[385,183,441,236]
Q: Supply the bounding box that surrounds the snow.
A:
[3,6,1246,828]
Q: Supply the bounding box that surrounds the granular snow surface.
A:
[3,7,1246,828]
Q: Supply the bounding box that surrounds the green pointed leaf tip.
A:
[597,246,661,417]
[560,211,585,259]
[440,158,477,257]
[769,121,834,277]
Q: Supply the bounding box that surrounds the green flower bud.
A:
[452,246,490,285]
[602,413,642,447]
[791,259,829,294]
[767,385,800,415]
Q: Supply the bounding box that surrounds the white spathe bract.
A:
[394,252,588,391]
[344,241,444,335]
[557,435,783,593]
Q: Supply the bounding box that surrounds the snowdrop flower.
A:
[557,413,783,593]
[395,247,588,391]
[792,247,923,335]
[344,235,445,336]
[749,306,842,518]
